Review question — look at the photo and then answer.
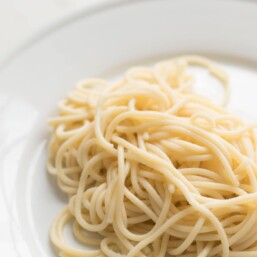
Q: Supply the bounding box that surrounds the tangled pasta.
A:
[48,56,257,257]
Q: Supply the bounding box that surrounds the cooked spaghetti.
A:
[48,56,257,257]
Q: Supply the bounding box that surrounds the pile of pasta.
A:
[48,56,257,257]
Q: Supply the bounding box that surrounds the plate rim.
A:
[0,0,256,72]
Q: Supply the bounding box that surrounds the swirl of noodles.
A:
[48,56,257,257]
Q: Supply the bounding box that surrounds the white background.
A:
[0,0,112,60]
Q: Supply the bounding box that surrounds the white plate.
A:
[0,0,257,256]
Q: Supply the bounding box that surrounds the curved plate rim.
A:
[0,0,256,72]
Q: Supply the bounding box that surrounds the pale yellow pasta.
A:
[48,56,257,257]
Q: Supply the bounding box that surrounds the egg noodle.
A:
[48,56,257,257]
